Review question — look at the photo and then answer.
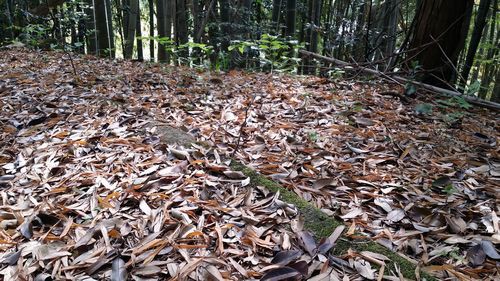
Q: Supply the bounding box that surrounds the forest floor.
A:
[0,49,499,280]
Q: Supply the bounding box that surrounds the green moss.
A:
[333,239,437,280]
[230,161,342,237]
[231,160,436,281]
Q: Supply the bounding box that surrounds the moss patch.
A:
[230,161,342,237]
[333,239,436,280]
[231,160,436,281]
[156,124,195,146]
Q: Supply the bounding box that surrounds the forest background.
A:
[0,0,499,101]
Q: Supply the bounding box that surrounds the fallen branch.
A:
[299,50,500,112]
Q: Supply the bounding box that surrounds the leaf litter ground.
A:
[0,50,499,280]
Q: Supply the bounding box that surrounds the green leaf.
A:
[405,84,417,96]
[443,184,457,195]
[308,131,319,142]
[415,103,433,115]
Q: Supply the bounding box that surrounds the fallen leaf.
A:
[354,259,374,280]
[260,266,302,281]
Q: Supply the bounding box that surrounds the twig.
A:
[63,44,78,77]
[232,94,255,158]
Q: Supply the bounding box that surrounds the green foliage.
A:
[443,111,465,124]
[179,42,214,68]
[12,1,88,51]
[140,36,215,67]
[404,62,420,96]
[228,34,304,73]
[434,96,470,124]
[19,24,50,47]
[135,3,287,71]
[404,83,417,96]
[415,103,433,115]
[352,103,363,112]
[326,67,345,79]
[436,96,472,110]
[448,248,466,262]
[308,131,319,142]
[443,184,457,196]
[465,80,481,96]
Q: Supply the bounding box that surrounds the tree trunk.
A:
[192,0,201,42]
[157,0,168,62]
[176,0,189,62]
[148,0,155,61]
[272,0,282,34]
[321,0,334,57]
[302,0,321,74]
[492,69,500,102]
[105,0,115,57]
[124,0,139,59]
[364,0,373,61]
[69,5,78,49]
[285,0,296,37]
[378,0,400,69]
[219,0,230,52]
[208,0,219,68]
[241,0,253,38]
[76,4,86,53]
[458,0,492,90]
[118,0,127,53]
[479,0,498,99]
[353,2,368,61]
[406,0,473,88]
[166,0,174,62]
[85,0,97,55]
[3,0,15,40]
[136,5,143,61]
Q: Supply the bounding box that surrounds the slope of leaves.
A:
[0,49,499,280]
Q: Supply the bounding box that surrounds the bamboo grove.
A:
[0,0,499,101]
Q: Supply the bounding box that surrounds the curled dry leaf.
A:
[354,259,375,280]
[445,215,467,234]
[480,240,500,260]
[260,266,302,281]
[312,178,336,189]
[386,209,405,223]
[340,208,363,219]
[271,250,302,265]
[318,225,345,254]
[1,249,22,266]
[467,244,486,267]
[297,231,317,257]
[111,257,127,281]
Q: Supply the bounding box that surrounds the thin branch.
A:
[429,35,465,88]
[194,0,216,43]
[64,45,78,77]
[232,94,255,158]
